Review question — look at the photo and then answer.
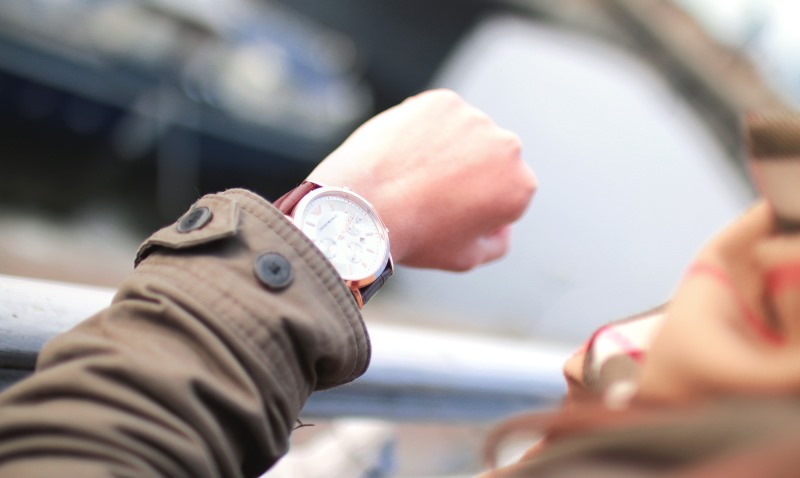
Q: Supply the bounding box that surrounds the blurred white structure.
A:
[261,419,395,478]
[386,15,755,344]
[0,273,569,420]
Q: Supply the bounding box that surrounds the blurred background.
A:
[0,0,798,476]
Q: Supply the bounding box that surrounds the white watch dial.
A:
[293,188,390,282]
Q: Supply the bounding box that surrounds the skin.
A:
[637,201,800,403]
[307,89,539,272]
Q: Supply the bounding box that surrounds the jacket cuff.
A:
[132,188,370,388]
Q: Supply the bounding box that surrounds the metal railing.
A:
[0,273,569,421]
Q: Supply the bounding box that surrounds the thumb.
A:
[758,235,800,343]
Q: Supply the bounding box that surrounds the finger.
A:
[756,234,800,269]
[511,162,538,220]
[473,225,513,266]
[765,261,800,344]
[759,235,800,343]
[697,203,777,340]
[709,201,773,257]
[438,226,513,272]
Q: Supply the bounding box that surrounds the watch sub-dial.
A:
[346,241,364,263]
[316,237,338,260]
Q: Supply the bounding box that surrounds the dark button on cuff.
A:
[177,206,213,233]
[254,252,293,290]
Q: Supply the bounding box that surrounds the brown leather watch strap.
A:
[272,181,320,215]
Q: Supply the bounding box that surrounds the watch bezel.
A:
[291,186,391,288]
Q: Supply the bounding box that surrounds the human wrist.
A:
[361,192,411,266]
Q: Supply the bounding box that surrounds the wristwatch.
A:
[273,181,394,308]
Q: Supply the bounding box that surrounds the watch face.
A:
[292,187,390,284]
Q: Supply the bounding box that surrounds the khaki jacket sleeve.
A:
[0,189,370,478]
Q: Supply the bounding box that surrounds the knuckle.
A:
[499,130,523,157]
[519,175,538,207]
[417,88,463,106]
[522,166,538,197]
[503,168,537,219]
[431,88,462,102]
[471,109,494,127]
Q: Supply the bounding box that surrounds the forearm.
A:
[0,189,369,478]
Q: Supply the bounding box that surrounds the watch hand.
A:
[339,216,355,241]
